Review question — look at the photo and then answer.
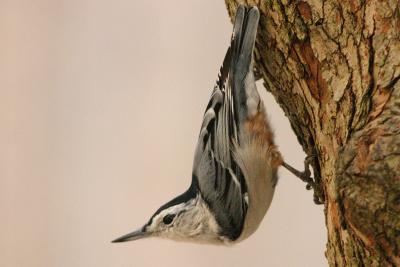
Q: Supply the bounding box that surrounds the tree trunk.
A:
[224,0,400,266]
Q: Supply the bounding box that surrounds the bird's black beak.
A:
[112,227,151,243]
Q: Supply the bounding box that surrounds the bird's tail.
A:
[230,6,260,126]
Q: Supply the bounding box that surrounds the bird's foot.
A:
[282,155,315,185]
[282,155,324,205]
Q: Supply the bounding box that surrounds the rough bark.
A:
[225,0,400,266]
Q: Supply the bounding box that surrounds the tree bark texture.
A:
[225,0,400,266]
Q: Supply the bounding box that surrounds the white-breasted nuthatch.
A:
[113,5,314,245]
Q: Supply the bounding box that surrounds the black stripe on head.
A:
[146,179,198,227]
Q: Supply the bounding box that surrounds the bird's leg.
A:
[282,155,314,185]
[282,155,324,204]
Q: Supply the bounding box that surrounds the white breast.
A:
[233,130,278,242]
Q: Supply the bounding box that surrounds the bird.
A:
[112,5,315,245]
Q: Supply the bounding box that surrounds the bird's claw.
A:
[282,154,324,205]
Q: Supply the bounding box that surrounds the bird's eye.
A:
[163,214,176,225]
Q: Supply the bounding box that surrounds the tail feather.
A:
[231,6,245,67]
[230,6,260,127]
[236,8,259,77]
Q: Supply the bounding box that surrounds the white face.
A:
[144,196,223,244]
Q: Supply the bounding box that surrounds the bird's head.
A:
[112,190,225,244]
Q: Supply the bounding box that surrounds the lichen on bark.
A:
[224,0,400,265]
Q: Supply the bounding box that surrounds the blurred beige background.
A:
[0,1,327,266]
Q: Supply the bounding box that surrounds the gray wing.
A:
[192,6,259,241]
